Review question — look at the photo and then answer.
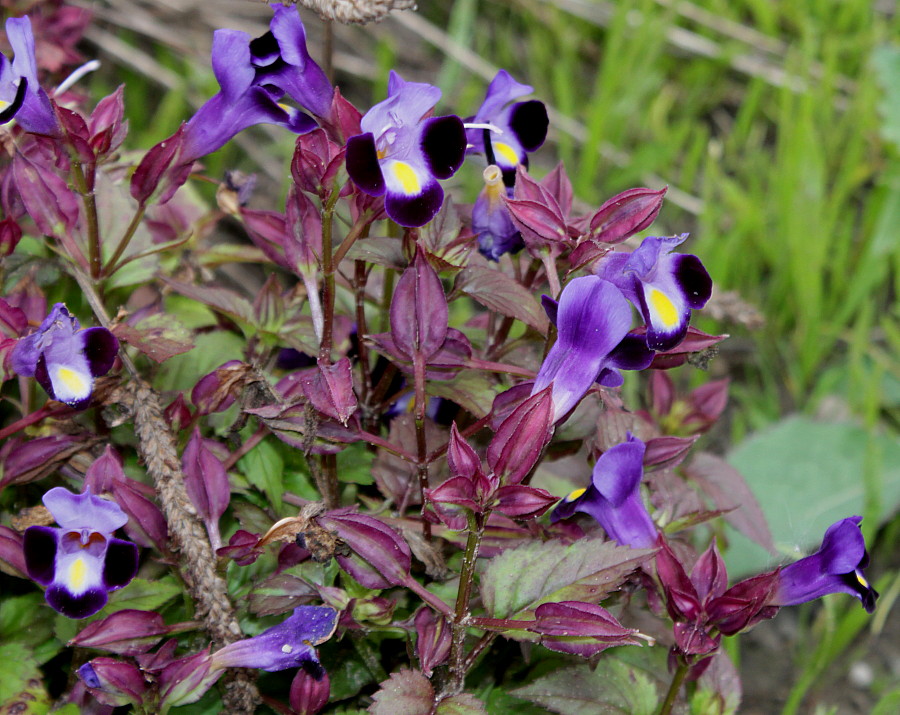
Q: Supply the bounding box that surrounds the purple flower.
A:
[465,70,549,184]
[345,71,466,227]
[180,5,332,163]
[531,276,634,422]
[472,164,523,260]
[597,234,712,351]
[11,303,118,409]
[0,16,59,136]
[774,516,878,613]
[211,605,338,677]
[551,434,657,549]
[23,487,139,619]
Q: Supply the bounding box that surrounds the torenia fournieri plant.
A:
[0,2,878,714]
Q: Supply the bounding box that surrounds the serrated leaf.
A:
[512,657,659,715]
[369,669,434,715]
[106,576,181,613]
[0,643,50,712]
[344,236,406,269]
[456,266,549,334]
[161,278,255,326]
[238,438,285,511]
[113,312,194,363]
[480,538,654,619]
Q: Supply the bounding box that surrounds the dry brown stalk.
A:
[289,0,417,24]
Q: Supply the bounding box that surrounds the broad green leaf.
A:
[512,654,661,715]
[482,688,550,715]
[480,538,655,619]
[238,437,285,511]
[724,416,900,576]
[369,669,433,715]
[337,443,375,485]
[0,594,53,649]
[872,44,900,150]
[428,370,498,418]
[156,330,245,393]
[0,643,50,713]
[326,652,378,701]
[106,576,181,612]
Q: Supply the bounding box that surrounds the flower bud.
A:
[415,608,451,677]
[290,667,330,715]
[588,187,666,244]
[78,658,149,708]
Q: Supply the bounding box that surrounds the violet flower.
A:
[211,605,338,677]
[472,164,523,260]
[596,234,712,351]
[0,16,59,136]
[552,433,657,549]
[23,487,139,619]
[180,4,332,163]
[346,71,466,227]
[773,516,878,613]
[11,303,118,409]
[465,69,549,184]
[531,276,634,422]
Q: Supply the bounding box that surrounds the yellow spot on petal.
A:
[649,288,679,329]
[56,367,89,395]
[857,571,869,588]
[566,487,587,502]
[69,557,87,592]
[376,148,387,160]
[388,161,421,195]
[494,141,520,167]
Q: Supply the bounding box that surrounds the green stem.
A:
[69,159,101,279]
[103,203,147,277]
[449,510,486,691]
[658,662,689,715]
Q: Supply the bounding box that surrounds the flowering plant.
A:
[0,2,884,714]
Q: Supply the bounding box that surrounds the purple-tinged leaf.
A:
[414,608,451,678]
[455,265,550,334]
[89,85,127,159]
[685,452,775,554]
[0,217,23,258]
[164,394,192,433]
[0,433,97,488]
[13,151,81,236]
[649,370,675,418]
[111,315,194,364]
[494,485,557,520]
[161,279,255,326]
[390,248,448,361]
[369,669,433,715]
[426,476,480,530]
[688,378,730,428]
[300,357,357,425]
[291,127,345,199]
[285,187,323,270]
[530,601,641,657]
[0,297,28,338]
[446,423,481,481]
[647,327,728,369]
[248,572,321,617]
[130,126,189,205]
[182,429,231,547]
[318,509,412,589]
[540,162,573,216]
[70,609,195,655]
[158,649,221,708]
[505,197,568,251]
[290,667,330,715]
[655,538,702,623]
[487,387,554,484]
[372,415,447,507]
[57,106,94,165]
[481,537,656,618]
[191,360,247,414]
[0,525,26,577]
[643,435,699,470]
[587,187,666,244]
[78,658,149,708]
[697,650,742,714]
[217,529,263,567]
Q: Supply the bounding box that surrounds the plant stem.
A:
[103,203,147,277]
[658,662,689,715]
[318,186,341,362]
[449,510,486,691]
[69,159,101,279]
[403,575,453,617]
[413,354,431,541]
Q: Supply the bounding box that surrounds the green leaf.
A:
[326,651,378,701]
[337,443,375,485]
[106,576,181,613]
[512,654,661,715]
[480,537,655,619]
[0,643,50,713]
[369,669,434,715]
[428,370,498,418]
[482,688,550,715]
[0,594,54,649]
[724,416,900,576]
[437,693,488,714]
[872,44,900,150]
[156,330,245,393]
[238,437,285,511]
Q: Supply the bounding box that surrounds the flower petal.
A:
[421,115,465,180]
[345,132,386,196]
[23,525,58,585]
[383,169,444,228]
[103,537,140,591]
[42,487,129,533]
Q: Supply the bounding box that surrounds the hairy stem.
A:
[318,186,341,362]
[449,511,486,692]
[103,204,147,277]
[658,662,689,715]
[413,355,431,541]
[69,159,101,280]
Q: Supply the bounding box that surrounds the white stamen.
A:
[463,122,503,134]
[55,60,101,95]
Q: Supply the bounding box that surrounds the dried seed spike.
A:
[290,0,417,24]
